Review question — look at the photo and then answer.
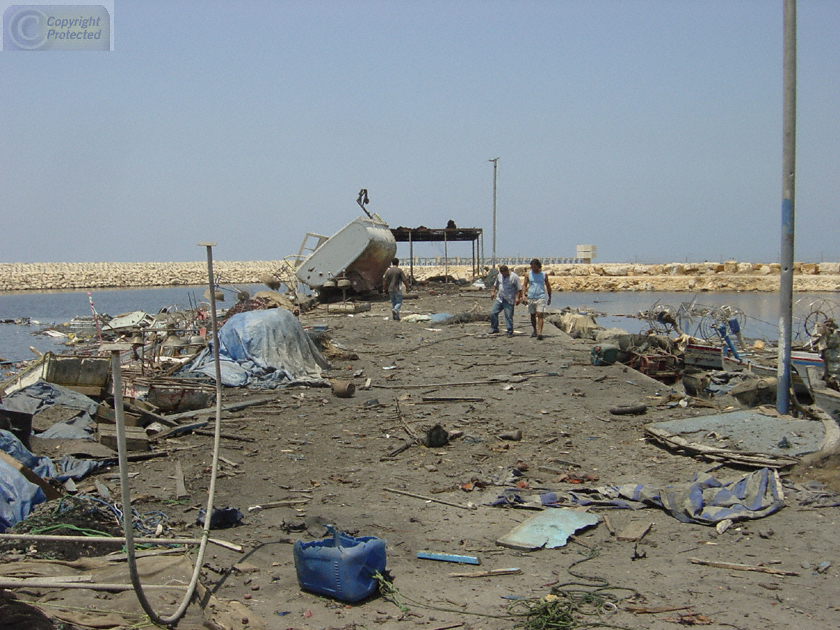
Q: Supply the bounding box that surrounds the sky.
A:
[1,0,838,265]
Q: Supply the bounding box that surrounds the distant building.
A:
[577,245,597,264]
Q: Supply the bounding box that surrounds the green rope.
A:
[373,547,640,629]
[372,570,506,619]
[508,549,639,630]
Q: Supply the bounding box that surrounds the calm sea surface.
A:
[0,286,837,363]
[0,284,265,364]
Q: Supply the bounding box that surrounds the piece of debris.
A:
[383,486,476,510]
[496,508,600,550]
[247,499,309,513]
[417,551,480,565]
[689,557,799,576]
[715,519,732,534]
[616,521,653,542]
[197,507,244,529]
[331,380,356,398]
[423,424,449,447]
[447,567,521,578]
[609,403,648,416]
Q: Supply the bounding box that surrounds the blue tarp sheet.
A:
[0,429,106,532]
[2,381,97,440]
[184,309,330,388]
[0,455,45,533]
[567,468,784,524]
[491,468,785,525]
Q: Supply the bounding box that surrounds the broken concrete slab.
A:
[644,410,833,467]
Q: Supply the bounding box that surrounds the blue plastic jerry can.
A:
[293,526,387,603]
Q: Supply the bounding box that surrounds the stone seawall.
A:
[0,261,283,292]
[412,261,840,293]
[1,260,839,293]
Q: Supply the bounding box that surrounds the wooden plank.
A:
[174,460,188,499]
[616,521,653,542]
[690,557,799,576]
[0,450,62,501]
[247,498,310,513]
[97,425,149,451]
[95,403,143,427]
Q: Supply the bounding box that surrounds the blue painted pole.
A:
[777,0,796,415]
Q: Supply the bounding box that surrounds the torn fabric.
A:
[568,468,784,524]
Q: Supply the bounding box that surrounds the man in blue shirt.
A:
[489,265,522,337]
[523,258,552,340]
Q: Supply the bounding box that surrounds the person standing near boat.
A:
[523,258,552,340]
[489,265,522,336]
[382,258,409,321]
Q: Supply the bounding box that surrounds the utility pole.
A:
[489,157,499,269]
[777,0,796,415]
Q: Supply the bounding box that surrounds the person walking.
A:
[382,258,409,320]
[523,258,552,340]
[489,265,522,336]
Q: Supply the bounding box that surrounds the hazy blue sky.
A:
[2,1,838,265]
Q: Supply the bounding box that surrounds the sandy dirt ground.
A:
[3,285,840,630]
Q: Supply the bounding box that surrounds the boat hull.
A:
[0,352,111,398]
[295,216,397,293]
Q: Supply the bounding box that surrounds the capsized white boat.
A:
[294,215,397,294]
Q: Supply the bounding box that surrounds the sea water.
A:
[0,287,836,363]
[0,284,265,364]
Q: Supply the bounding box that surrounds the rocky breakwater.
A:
[0,261,284,292]
[413,260,840,293]
[2,260,839,293]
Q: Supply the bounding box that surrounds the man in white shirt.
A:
[489,265,522,337]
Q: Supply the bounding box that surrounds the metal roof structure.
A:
[390,225,484,281]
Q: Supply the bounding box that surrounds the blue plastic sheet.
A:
[0,430,103,482]
[184,309,330,388]
[0,430,56,479]
[0,427,108,532]
[0,456,46,533]
[2,381,97,440]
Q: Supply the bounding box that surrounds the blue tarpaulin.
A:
[1,381,97,440]
[0,455,45,533]
[491,469,785,525]
[184,309,330,388]
[567,468,784,524]
[0,430,105,532]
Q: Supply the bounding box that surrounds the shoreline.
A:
[0,260,839,293]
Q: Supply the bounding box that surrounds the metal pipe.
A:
[444,229,448,283]
[0,579,187,591]
[0,533,241,551]
[409,230,414,285]
[489,157,499,269]
[105,243,227,626]
[777,0,797,414]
